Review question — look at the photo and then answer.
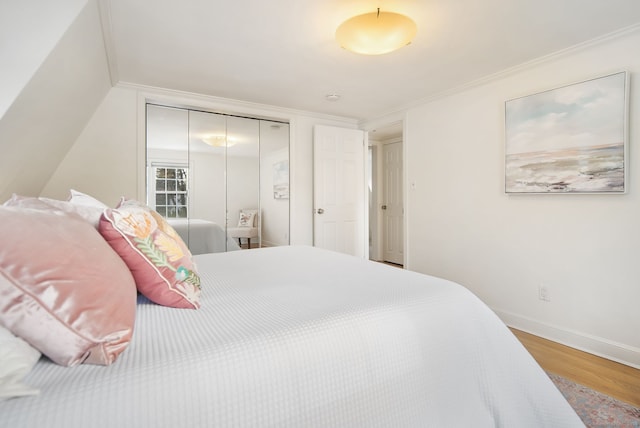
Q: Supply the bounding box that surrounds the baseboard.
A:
[261,240,287,248]
[494,309,640,370]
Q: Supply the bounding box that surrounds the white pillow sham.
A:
[0,325,41,401]
[2,189,108,229]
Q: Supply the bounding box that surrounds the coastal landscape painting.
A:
[505,72,627,193]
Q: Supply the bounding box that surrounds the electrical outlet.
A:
[538,284,551,302]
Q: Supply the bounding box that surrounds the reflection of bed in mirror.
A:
[168,219,240,254]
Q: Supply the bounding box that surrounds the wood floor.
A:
[379,260,403,268]
[512,328,640,408]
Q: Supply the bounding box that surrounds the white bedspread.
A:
[168,218,240,254]
[0,246,583,427]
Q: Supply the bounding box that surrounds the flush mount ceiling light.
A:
[336,8,417,55]
[202,135,236,147]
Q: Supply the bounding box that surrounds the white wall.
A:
[260,148,290,246]
[404,30,640,367]
[0,0,88,119]
[0,0,111,202]
[227,155,260,232]
[42,84,358,245]
[42,86,137,204]
[188,151,225,225]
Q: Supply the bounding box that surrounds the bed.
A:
[167,218,241,254]
[0,245,583,427]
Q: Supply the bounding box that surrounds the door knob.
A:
[316,208,324,214]
[381,205,387,210]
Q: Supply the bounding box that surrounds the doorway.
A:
[368,122,404,266]
[313,125,366,258]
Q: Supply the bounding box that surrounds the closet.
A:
[145,104,289,253]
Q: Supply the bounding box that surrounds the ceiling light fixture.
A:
[336,8,417,55]
[202,135,236,147]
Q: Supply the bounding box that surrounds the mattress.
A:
[167,218,240,254]
[0,246,583,427]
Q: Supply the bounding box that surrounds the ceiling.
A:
[104,0,640,121]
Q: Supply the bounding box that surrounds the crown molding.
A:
[117,81,359,125]
[361,22,640,127]
[97,0,119,86]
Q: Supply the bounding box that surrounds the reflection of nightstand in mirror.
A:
[227,209,259,249]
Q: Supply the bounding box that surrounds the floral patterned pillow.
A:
[237,211,255,227]
[99,200,201,309]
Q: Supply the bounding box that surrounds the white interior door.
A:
[382,142,403,264]
[313,125,366,258]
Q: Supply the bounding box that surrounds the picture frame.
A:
[273,160,289,199]
[505,71,628,194]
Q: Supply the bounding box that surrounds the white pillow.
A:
[68,189,109,208]
[0,325,41,401]
[2,190,108,229]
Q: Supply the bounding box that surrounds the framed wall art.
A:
[273,160,289,199]
[505,71,628,194]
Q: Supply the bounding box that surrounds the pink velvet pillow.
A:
[99,200,201,309]
[0,206,137,366]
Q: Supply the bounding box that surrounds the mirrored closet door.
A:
[146,104,289,254]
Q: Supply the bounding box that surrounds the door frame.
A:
[381,139,404,265]
[365,119,406,267]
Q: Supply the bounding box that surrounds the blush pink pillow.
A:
[99,200,201,309]
[0,206,137,367]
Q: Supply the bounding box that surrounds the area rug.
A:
[548,372,640,427]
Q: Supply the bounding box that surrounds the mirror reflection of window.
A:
[153,166,188,218]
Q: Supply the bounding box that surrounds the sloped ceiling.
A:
[104,0,640,120]
[0,0,87,119]
[0,0,111,201]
